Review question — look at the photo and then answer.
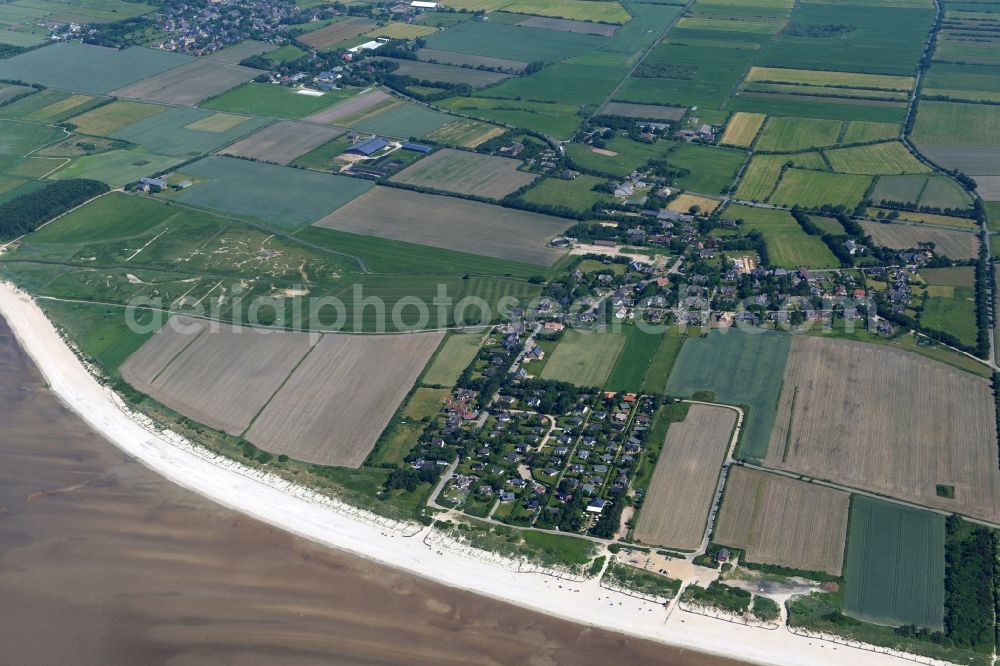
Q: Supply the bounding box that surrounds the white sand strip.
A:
[0,282,946,666]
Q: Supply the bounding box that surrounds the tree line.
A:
[0,179,108,241]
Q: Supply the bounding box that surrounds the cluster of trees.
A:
[942,515,997,653]
[633,63,695,80]
[590,495,624,538]
[384,465,440,492]
[457,346,519,410]
[972,245,990,358]
[785,23,855,37]
[875,199,976,219]
[0,179,108,241]
[790,207,856,266]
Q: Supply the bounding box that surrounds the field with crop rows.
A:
[843,497,946,630]
[765,337,1000,522]
[389,148,536,199]
[298,17,376,49]
[769,169,871,209]
[715,468,850,575]
[860,221,979,260]
[634,404,735,550]
[720,112,766,147]
[219,121,343,165]
[665,329,789,462]
[245,331,444,467]
[823,141,930,176]
[110,59,260,106]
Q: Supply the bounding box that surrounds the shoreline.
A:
[0,282,944,666]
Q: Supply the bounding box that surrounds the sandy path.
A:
[0,282,945,666]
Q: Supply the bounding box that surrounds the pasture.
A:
[245,331,444,467]
[203,82,357,120]
[728,204,840,269]
[605,326,667,393]
[421,21,607,63]
[860,221,978,260]
[823,141,929,176]
[121,318,316,436]
[665,328,790,462]
[110,59,260,106]
[0,42,191,94]
[755,117,842,152]
[841,121,900,144]
[298,17,376,49]
[668,143,745,195]
[769,169,871,209]
[843,497,945,630]
[173,156,374,227]
[314,186,570,266]
[111,107,270,157]
[565,137,670,177]
[346,101,454,138]
[871,174,973,209]
[219,121,343,165]
[48,148,181,188]
[720,112,765,147]
[633,404,735,550]
[437,97,581,139]
[714,468,850,575]
[911,101,1000,147]
[421,330,484,386]
[416,48,528,73]
[539,328,627,387]
[63,100,167,136]
[389,148,536,199]
[473,61,628,107]
[383,59,511,87]
[734,153,823,201]
[764,336,1000,523]
[519,174,610,213]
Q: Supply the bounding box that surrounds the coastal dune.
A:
[0,282,933,666]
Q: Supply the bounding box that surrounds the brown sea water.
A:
[0,318,747,666]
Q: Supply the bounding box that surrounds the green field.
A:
[540,328,627,387]
[64,99,168,136]
[728,95,908,124]
[37,299,160,372]
[0,42,192,94]
[872,174,973,208]
[422,21,607,63]
[111,107,270,157]
[48,148,181,188]
[421,331,484,386]
[728,204,841,269]
[668,143,746,195]
[921,287,978,347]
[824,141,930,176]
[203,82,358,119]
[769,169,872,209]
[0,119,65,172]
[735,153,825,202]
[519,174,610,213]
[437,97,581,139]
[171,156,374,227]
[347,102,454,138]
[841,121,900,144]
[756,117,843,152]
[665,328,790,462]
[912,101,1000,146]
[565,137,671,177]
[605,325,667,393]
[639,328,687,394]
[843,497,945,630]
[473,61,629,107]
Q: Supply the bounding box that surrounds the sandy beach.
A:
[0,282,946,666]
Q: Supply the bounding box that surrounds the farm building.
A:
[402,142,433,153]
[410,1,438,7]
[346,137,389,156]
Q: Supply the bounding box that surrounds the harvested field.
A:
[389,148,536,198]
[714,468,850,575]
[110,59,261,106]
[633,404,735,550]
[860,221,979,260]
[380,59,511,87]
[425,118,504,148]
[298,18,376,49]
[416,48,528,72]
[314,186,570,266]
[121,317,316,436]
[764,336,1000,523]
[303,88,391,124]
[598,101,686,121]
[517,16,618,36]
[667,193,720,214]
[720,112,765,147]
[245,331,444,467]
[977,176,1000,201]
[917,146,1000,176]
[219,121,343,165]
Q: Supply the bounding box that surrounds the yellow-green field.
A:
[365,22,437,39]
[735,153,825,201]
[184,112,252,132]
[746,67,915,91]
[66,100,167,136]
[720,112,766,147]
[824,141,930,176]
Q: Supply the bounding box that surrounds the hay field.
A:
[298,17,376,49]
[246,331,444,467]
[823,141,930,176]
[720,112,765,147]
[121,318,317,436]
[314,186,570,265]
[756,117,842,151]
[769,168,871,209]
[714,468,850,575]
[764,337,1000,522]
[745,67,914,92]
[110,59,261,106]
[859,221,979,260]
[65,100,168,136]
[633,404,735,550]
[426,118,504,148]
[667,193,721,214]
[219,121,342,165]
[389,148,536,198]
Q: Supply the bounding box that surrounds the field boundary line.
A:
[240,331,325,438]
